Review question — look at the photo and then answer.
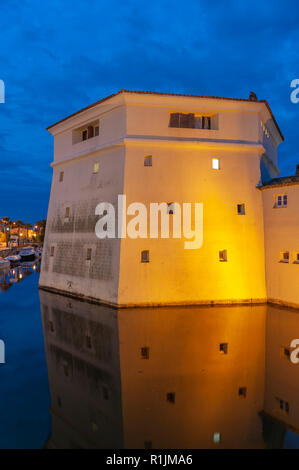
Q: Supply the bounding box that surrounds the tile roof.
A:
[260,174,299,189]
[47,88,284,140]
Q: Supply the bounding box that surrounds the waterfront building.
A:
[39,89,297,309]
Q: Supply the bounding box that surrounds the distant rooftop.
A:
[261,165,299,189]
[47,88,284,140]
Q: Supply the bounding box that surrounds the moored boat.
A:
[19,247,36,262]
[5,255,21,265]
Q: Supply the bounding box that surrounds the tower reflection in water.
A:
[39,290,299,449]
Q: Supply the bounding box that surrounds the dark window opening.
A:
[141,250,149,263]
[144,155,153,167]
[220,343,228,354]
[141,347,150,359]
[238,387,247,398]
[237,204,246,215]
[169,113,213,129]
[167,392,176,404]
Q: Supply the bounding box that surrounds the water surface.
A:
[1,265,299,449]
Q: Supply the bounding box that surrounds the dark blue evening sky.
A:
[0,0,298,223]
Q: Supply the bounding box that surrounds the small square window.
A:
[94,126,99,137]
[275,194,287,208]
[220,343,228,354]
[65,207,70,218]
[280,251,289,263]
[141,347,150,359]
[166,392,175,404]
[86,248,92,261]
[59,171,64,182]
[212,158,220,170]
[293,253,299,264]
[276,397,290,414]
[93,162,99,174]
[213,432,221,444]
[238,387,247,398]
[167,202,175,215]
[237,204,246,215]
[141,250,149,263]
[50,246,55,257]
[219,250,227,262]
[144,155,152,167]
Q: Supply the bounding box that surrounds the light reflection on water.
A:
[1,267,299,449]
[40,292,299,450]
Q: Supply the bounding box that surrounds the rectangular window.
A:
[219,250,227,262]
[275,194,287,208]
[59,171,64,182]
[49,321,54,333]
[166,392,175,404]
[141,250,149,263]
[169,113,214,129]
[220,343,228,354]
[86,248,92,261]
[212,158,220,170]
[293,253,299,264]
[93,162,99,174]
[144,155,152,167]
[73,121,99,144]
[237,203,246,215]
[280,251,289,263]
[276,397,290,414]
[141,347,150,359]
[50,246,55,257]
[213,432,221,444]
[65,207,70,218]
[238,387,247,398]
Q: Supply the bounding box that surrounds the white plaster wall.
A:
[262,185,299,308]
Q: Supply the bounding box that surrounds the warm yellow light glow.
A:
[212,158,220,170]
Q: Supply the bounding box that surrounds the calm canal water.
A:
[1,264,299,449]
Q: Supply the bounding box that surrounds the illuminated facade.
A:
[40,89,295,308]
